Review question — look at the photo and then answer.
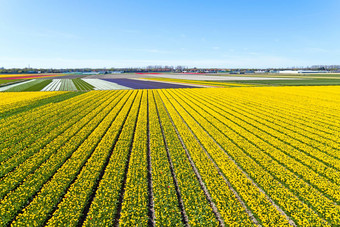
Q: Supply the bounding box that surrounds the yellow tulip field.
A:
[0,86,339,226]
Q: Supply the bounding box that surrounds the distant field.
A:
[225,73,340,79]
[141,77,254,87]
[0,86,339,226]
[229,78,340,86]
[0,79,23,85]
[2,73,340,91]
[0,78,200,91]
[102,78,197,89]
[0,73,71,80]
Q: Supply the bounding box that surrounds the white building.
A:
[278,70,328,74]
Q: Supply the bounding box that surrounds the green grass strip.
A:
[72,78,95,91]
[21,79,52,91]
[0,79,24,86]
[226,78,340,86]
[4,79,51,92]
[72,79,83,90]
[4,80,38,92]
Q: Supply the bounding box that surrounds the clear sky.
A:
[0,0,339,68]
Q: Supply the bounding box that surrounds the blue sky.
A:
[0,0,339,68]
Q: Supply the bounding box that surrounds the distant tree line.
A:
[0,65,339,74]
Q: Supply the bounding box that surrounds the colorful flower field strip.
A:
[102,78,196,89]
[13,90,135,226]
[153,91,218,226]
[0,91,123,226]
[0,73,69,80]
[0,92,108,176]
[119,91,150,226]
[144,77,252,87]
[82,78,131,90]
[148,90,184,226]
[41,79,62,91]
[0,91,61,114]
[170,89,331,226]
[0,92,99,162]
[82,91,142,226]
[58,79,77,91]
[158,89,255,226]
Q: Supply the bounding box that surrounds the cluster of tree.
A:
[0,65,339,74]
[310,65,340,70]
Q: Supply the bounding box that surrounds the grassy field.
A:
[142,77,254,87]
[142,75,340,86]
[0,79,23,86]
[207,73,340,79]
[0,86,339,226]
[227,78,340,86]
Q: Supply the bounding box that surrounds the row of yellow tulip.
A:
[223,89,340,166]
[263,86,340,114]
[153,91,218,225]
[0,93,79,131]
[168,88,336,225]
[182,89,340,224]
[0,91,61,114]
[148,90,184,226]
[187,88,340,199]
[197,90,340,202]
[0,91,112,181]
[186,89,340,191]
[195,90,340,222]
[158,89,255,226]
[40,91,136,226]
[119,91,149,226]
[0,92,101,163]
[0,92,92,146]
[222,91,340,168]
[0,91,93,140]
[0,91,121,226]
[82,90,143,226]
[230,88,340,163]
[160,89,291,226]
[237,87,340,133]
[230,91,340,152]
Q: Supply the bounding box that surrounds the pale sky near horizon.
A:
[0,0,339,68]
